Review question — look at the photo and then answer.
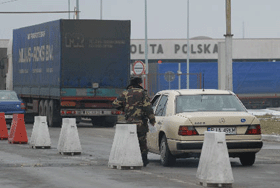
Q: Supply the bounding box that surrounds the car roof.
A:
[156,89,233,96]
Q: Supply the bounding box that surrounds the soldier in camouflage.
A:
[112,76,156,167]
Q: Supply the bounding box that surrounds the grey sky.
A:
[0,0,279,39]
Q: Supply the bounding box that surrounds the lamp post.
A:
[186,0,190,89]
[76,0,79,19]
[68,0,70,19]
[225,0,233,91]
[100,0,102,19]
[144,0,148,90]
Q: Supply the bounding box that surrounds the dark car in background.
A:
[0,90,25,125]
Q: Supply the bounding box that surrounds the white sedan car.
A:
[147,89,263,166]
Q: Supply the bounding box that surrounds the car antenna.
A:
[202,73,205,92]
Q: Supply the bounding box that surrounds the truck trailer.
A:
[7,19,131,127]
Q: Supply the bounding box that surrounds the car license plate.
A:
[207,127,236,135]
[4,115,13,119]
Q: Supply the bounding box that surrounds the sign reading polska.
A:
[132,61,145,75]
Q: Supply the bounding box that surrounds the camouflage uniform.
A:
[112,85,155,156]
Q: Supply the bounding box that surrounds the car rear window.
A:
[0,91,19,101]
[176,94,246,113]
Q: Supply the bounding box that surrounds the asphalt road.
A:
[0,121,279,188]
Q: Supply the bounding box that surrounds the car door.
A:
[147,94,168,153]
[147,94,161,152]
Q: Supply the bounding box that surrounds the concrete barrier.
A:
[57,118,68,152]
[57,118,82,155]
[29,116,51,149]
[108,124,143,170]
[196,131,234,187]
[29,116,39,146]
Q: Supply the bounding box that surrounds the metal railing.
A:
[146,72,202,97]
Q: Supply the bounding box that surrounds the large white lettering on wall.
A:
[27,31,46,40]
[174,44,218,54]
[65,33,85,48]
[18,45,54,63]
[130,39,222,60]
[131,39,280,60]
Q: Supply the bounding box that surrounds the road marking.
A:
[134,170,198,186]
[258,156,280,162]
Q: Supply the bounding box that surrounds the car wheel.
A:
[239,153,256,166]
[160,135,176,166]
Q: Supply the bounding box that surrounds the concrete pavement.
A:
[262,134,280,142]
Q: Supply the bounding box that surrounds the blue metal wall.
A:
[157,62,217,90]
[156,61,280,94]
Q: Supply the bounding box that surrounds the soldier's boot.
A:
[142,154,149,167]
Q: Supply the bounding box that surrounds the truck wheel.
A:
[239,153,256,166]
[24,113,35,124]
[48,100,61,127]
[272,100,280,107]
[39,100,45,116]
[160,135,176,166]
[47,100,53,127]
[76,117,82,125]
[91,116,116,127]
[104,121,115,127]
[44,100,49,119]
[103,116,117,127]
[91,117,103,126]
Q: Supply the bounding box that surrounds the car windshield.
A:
[176,94,246,113]
[0,91,19,101]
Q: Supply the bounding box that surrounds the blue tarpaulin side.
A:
[13,20,61,89]
[60,20,130,89]
[13,19,131,97]
[233,61,280,94]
